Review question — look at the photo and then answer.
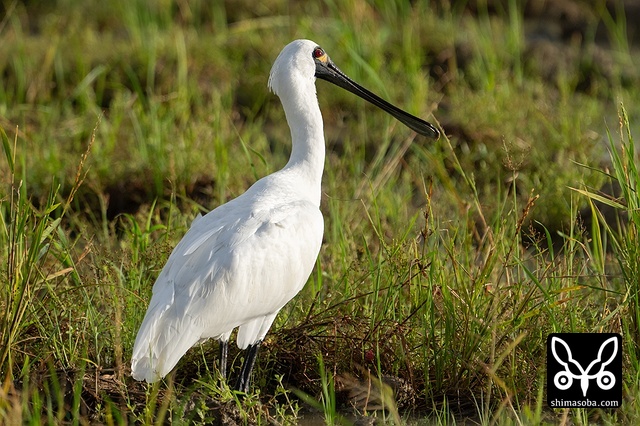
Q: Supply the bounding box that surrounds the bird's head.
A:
[268,39,320,99]
[268,39,440,139]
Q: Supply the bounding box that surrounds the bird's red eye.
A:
[313,47,325,58]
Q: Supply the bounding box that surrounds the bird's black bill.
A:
[315,59,439,139]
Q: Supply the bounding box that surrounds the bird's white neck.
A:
[279,78,325,206]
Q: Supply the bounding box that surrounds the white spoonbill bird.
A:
[131,39,439,393]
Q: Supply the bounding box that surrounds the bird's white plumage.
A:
[131,40,326,383]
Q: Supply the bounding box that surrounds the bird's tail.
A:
[130,301,201,382]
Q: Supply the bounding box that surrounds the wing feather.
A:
[131,195,323,382]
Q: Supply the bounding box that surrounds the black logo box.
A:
[547,333,622,408]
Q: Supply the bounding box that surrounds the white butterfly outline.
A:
[551,336,617,397]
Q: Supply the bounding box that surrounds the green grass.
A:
[1,0,640,424]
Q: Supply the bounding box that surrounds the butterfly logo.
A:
[551,336,617,397]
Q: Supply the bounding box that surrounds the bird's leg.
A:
[234,341,261,393]
[219,340,228,381]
